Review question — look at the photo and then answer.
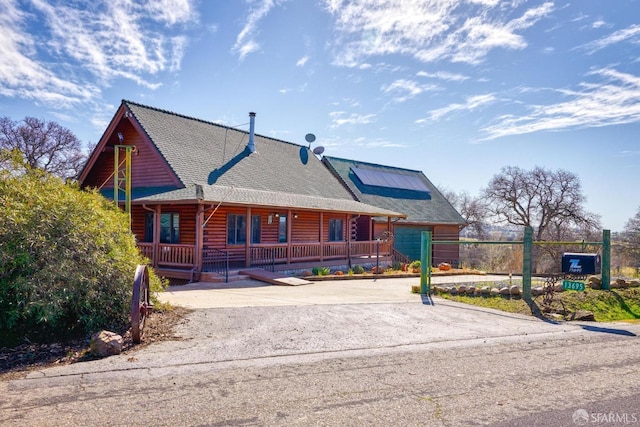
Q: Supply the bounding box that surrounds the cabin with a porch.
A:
[322,156,466,266]
[78,101,407,281]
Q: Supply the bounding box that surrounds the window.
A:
[329,218,344,242]
[278,215,287,243]
[145,212,180,243]
[144,213,154,243]
[160,213,180,243]
[251,215,261,244]
[227,214,246,245]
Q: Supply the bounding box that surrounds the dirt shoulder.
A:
[0,306,192,381]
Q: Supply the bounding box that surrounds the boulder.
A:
[587,276,601,289]
[532,286,544,296]
[466,286,476,296]
[480,286,491,296]
[509,285,521,296]
[490,288,500,297]
[90,330,123,357]
[616,279,629,288]
[457,285,467,294]
[568,310,595,321]
[449,287,458,295]
[629,280,640,288]
[499,287,510,296]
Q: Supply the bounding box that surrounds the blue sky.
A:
[1,0,639,231]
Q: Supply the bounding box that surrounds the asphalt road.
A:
[1,277,639,426]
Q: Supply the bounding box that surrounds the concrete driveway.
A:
[157,274,508,308]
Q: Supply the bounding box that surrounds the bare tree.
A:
[483,166,599,240]
[0,116,86,180]
[483,166,600,272]
[622,206,640,267]
[442,189,489,239]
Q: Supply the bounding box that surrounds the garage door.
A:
[393,226,431,262]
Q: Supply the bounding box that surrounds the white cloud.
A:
[381,79,438,102]
[416,71,469,82]
[143,0,196,25]
[581,24,640,54]
[329,111,376,127]
[323,0,553,66]
[296,56,309,67]
[0,0,197,112]
[419,93,497,122]
[0,0,98,108]
[232,0,284,60]
[479,68,640,140]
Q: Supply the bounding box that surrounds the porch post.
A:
[245,207,252,267]
[153,205,161,268]
[319,212,324,262]
[346,214,351,268]
[195,204,204,276]
[287,209,292,264]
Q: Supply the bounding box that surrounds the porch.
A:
[137,240,395,281]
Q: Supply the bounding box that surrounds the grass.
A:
[438,287,640,322]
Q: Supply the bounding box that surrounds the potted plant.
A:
[409,260,421,273]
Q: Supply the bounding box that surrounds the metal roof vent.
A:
[247,112,256,153]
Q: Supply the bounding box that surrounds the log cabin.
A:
[322,156,466,266]
[78,100,409,281]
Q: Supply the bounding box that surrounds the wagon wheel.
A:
[131,264,151,344]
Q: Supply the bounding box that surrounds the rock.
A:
[509,285,521,296]
[480,286,491,296]
[611,281,622,289]
[587,276,601,289]
[90,330,123,357]
[449,287,458,295]
[629,280,640,288]
[616,279,629,288]
[490,288,500,297]
[301,270,313,277]
[554,283,564,292]
[532,286,544,296]
[466,286,476,296]
[499,287,510,296]
[457,285,467,294]
[568,310,595,321]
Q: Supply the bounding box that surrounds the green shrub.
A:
[391,261,402,271]
[312,267,330,276]
[409,260,421,270]
[353,264,364,274]
[0,160,164,346]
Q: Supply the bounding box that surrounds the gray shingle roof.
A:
[135,184,405,216]
[323,156,466,225]
[124,101,404,217]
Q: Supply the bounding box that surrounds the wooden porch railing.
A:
[136,243,196,268]
[138,240,391,271]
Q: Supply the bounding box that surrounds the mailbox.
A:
[561,252,601,275]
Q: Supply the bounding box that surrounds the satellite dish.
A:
[305,133,316,143]
[312,146,325,155]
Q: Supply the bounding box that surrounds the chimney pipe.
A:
[247,112,256,153]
